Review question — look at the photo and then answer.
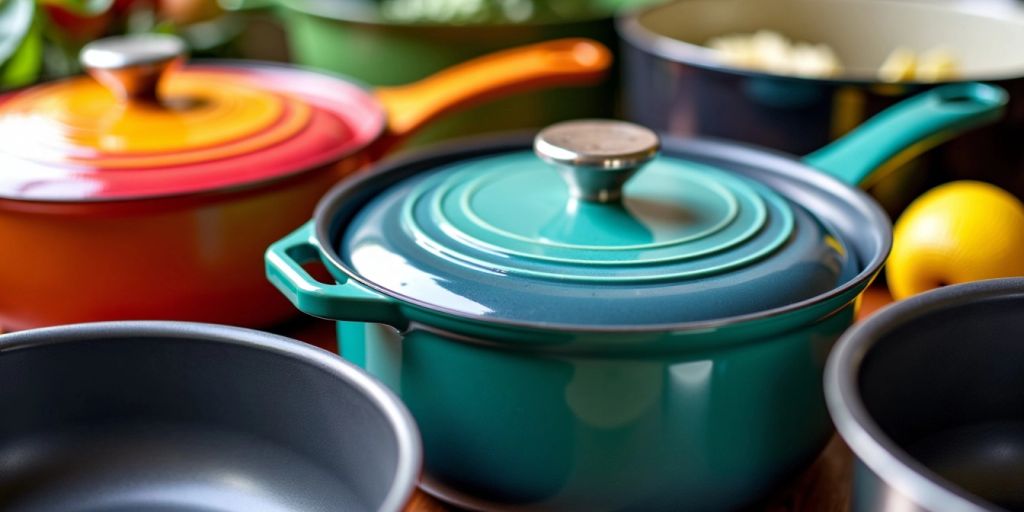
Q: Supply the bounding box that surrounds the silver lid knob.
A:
[535,120,660,203]
[81,34,187,104]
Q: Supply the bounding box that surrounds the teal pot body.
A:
[276,2,619,146]
[272,218,874,509]
[266,84,1006,510]
[336,304,854,510]
[265,134,888,508]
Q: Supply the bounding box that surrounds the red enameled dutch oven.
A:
[0,34,611,331]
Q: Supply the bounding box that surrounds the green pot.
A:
[266,84,1006,510]
[273,0,620,146]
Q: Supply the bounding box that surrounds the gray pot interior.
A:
[831,280,1024,511]
[0,323,419,512]
[630,0,1024,80]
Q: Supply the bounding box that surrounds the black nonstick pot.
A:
[0,322,422,512]
[826,278,1024,512]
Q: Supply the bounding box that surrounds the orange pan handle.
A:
[374,38,612,144]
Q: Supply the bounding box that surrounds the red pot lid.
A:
[0,34,384,201]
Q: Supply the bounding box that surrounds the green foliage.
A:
[0,0,266,89]
[0,0,36,71]
[1,10,41,87]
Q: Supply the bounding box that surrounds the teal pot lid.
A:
[337,120,861,326]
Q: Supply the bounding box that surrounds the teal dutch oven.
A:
[266,84,1006,511]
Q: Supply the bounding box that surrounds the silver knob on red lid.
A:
[534,119,660,203]
[81,34,187,104]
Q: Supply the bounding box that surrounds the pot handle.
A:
[374,38,612,144]
[802,82,1007,187]
[265,222,407,329]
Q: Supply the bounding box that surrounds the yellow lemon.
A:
[887,181,1024,300]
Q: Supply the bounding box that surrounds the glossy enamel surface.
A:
[0,36,612,331]
[338,303,852,510]
[0,63,383,201]
[826,278,1024,512]
[267,83,1002,331]
[340,147,852,325]
[265,85,1005,509]
[265,136,886,508]
[0,162,362,331]
[0,36,611,202]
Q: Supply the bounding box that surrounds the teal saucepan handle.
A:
[803,82,1008,187]
[265,221,406,328]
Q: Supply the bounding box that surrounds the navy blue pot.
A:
[617,0,1024,216]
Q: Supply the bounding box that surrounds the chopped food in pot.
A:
[879,46,959,82]
[705,30,843,77]
[705,30,960,81]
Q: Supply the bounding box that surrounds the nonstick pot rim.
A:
[825,278,1024,512]
[313,132,892,334]
[0,321,423,512]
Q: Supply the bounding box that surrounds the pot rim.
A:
[616,0,1024,86]
[277,0,615,28]
[0,59,387,204]
[0,320,423,512]
[824,277,1024,512]
[312,131,891,334]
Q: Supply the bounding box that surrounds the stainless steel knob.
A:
[80,34,187,104]
[534,119,660,203]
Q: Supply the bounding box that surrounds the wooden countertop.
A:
[277,286,895,512]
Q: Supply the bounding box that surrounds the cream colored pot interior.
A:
[635,0,1024,80]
